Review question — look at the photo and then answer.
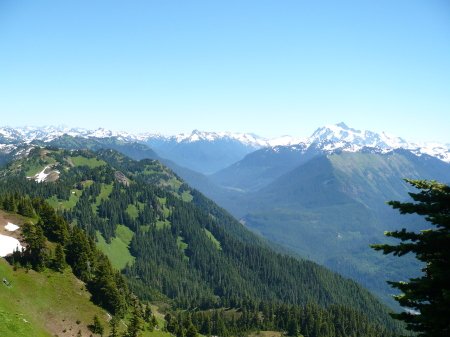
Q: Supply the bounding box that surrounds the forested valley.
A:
[0,146,409,336]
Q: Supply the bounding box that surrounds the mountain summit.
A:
[1,124,449,173]
[309,122,411,149]
[301,123,449,164]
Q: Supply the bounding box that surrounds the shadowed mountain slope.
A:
[241,150,450,308]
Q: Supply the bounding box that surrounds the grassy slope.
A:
[0,259,108,337]
[96,232,135,271]
[203,228,222,250]
[0,262,173,337]
[96,225,135,270]
[69,156,106,168]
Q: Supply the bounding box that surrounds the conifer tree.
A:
[151,316,158,331]
[287,318,299,337]
[371,179,450,336]
[53,243,67,272]
[165,313,177,334]
[143,303,152,323]
[108,316,120,337]
[200,314,211,336]
[91,314,104,336]
[183,312,193,329]
[186,324,198,337]
[21,221,48,270]
[124,296,144,337]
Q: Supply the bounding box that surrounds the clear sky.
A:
[1,1,449,143]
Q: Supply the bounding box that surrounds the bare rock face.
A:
[114,171,129,186]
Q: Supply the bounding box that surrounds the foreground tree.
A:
[371,179,450,336]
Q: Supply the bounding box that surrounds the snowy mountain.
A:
[1,123,449,171]
[141,129,305,149]
[309,122,411,148]
[8,125,146,143]
[1,125,305,148]
[0,126,306,173]
[140,130,271,173]
[306,122,450,163]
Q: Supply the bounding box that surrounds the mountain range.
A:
[1,123,449,173]
[1,122,449,311]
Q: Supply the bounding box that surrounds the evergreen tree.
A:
[371,179,450,336]
[183,312,193,329]
[176,326,186,337]
[124,296,144,337]
[53,243,67,272]
[109,316,120,337]
[143,303,152,323]
[287,318,299,337]
[21,221,48,270]
[165,313,177,334]
[186,324,198,337]
[200,314,212,336]
[91,314,104,336]
[151,315,158,330]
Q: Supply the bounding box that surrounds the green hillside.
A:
[242,151,450,308]
[0,146,406,335]
[0,209,170,337]
[95,148,300,255]
[0,258,105,337]
[210,145,317,192]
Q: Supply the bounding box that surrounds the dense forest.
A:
[0,146,409,336]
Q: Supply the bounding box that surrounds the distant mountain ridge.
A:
[0,125,300,147]
[1,122,449,164]
[0,126,305,173]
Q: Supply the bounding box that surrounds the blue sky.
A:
[1,1,449,142]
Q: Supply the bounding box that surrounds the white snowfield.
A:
[35,166,53,183]
[27,165,60,183]
[1,223,22,257]
[5,222,19,231]
[0,234,22,257]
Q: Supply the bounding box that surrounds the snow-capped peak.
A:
[309,123,412,149]
[0,126,22,140]
[300,123,449,162]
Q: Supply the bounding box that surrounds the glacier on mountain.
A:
[306,122,450,162]
[0,123,449,163]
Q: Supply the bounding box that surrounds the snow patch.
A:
[30,165,60,183]
[5,222,19,231]
[0,234,22,257]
